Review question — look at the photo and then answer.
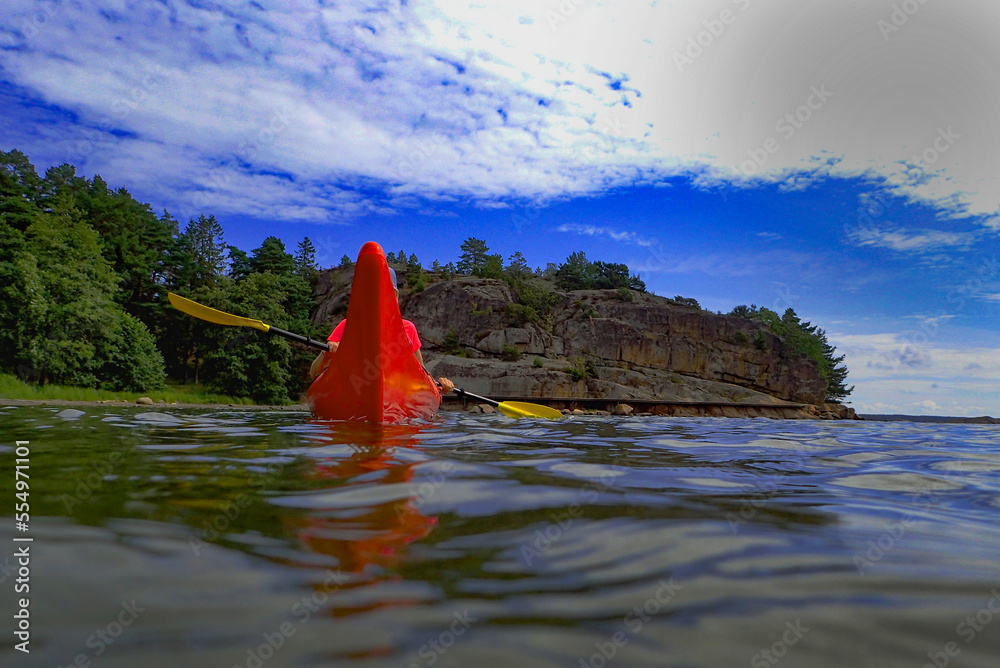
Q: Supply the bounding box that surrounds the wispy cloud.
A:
[557,223,656,247]
[850,227,977,253]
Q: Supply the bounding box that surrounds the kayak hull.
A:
[307,242,441,422]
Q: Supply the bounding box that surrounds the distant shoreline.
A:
[861,414,999,425]
[2,398,995,423]
[0,398,307,411]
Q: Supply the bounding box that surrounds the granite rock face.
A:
[313,273,829,405]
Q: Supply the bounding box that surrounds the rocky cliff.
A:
[313,269,830,408]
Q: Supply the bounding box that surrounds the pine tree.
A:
[505,251,530,280]
[227,246,252,281]
[250,236,296,275]
[179,215,227,289]
[457,237,489,275]
[294,237,318,280]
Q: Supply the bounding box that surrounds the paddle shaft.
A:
[269,326,329,352]
[453,387,501,408]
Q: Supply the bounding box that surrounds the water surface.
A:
[1,406,998,667]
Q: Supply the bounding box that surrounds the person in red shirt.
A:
[308,267,455,394]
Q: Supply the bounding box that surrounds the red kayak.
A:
[307,242,442,422]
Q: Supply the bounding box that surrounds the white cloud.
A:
[829,331,1000,415]
[557,223,657,247]
[2,0,1000,226]
[849,227,977,253]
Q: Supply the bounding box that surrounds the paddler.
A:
[308,267,456,394]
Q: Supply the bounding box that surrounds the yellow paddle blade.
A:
[168,293,271,332]
[497,401,563,420]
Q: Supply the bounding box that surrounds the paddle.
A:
[168,292,330,351]
[450,387,563,420]
[168,292,561,419]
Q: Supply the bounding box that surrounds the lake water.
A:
[1,406,999,668]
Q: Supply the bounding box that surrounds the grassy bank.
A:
[0,374,258,405]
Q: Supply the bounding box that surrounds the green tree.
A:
[250,236,296,275]
[70,175,175,313]
[505,251,530,280]
[0,150,44,232]
[2,200,164,391]
[553,252,646,292]
[227,246,252,281]
[339,254,353,268]
[171,215,226,291]
[554,251,591,290]
[727,305,853,402]
[457,237,489,275]
[201,273,294,404]
[481,253,504,279]
[96,310,167,392]
[294,237,318,282]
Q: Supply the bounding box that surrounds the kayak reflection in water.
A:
[287,422,441,617]
[308,266,455,396]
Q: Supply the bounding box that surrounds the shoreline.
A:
[2,397,994,423]
[0,397,307,411]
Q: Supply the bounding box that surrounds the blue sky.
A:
[2,0,998,416]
